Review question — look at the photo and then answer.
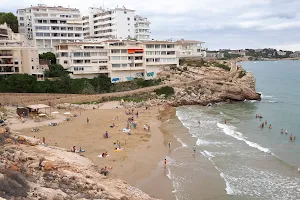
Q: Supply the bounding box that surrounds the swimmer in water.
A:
[285,130,288,135]
[265,120,268,125]
[269,124,272,129]
[225,120,227,124]
[290,134,293,141]
[294,136,296,140]
[281,129,283,134]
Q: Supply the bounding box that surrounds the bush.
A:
[155,86,175,97]
[238,69,247,78]
[214,63,231,71]
[0,170,29,198]
[183,66,188,71]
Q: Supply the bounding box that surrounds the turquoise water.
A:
[168,60,300,200]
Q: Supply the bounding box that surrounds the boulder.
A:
[0,128,5,134]
[44,161,54,171]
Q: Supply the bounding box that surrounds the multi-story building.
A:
[17,4,84,53]
[134,15,151,41]
[83,7,135,40]
[83,6,151,41]
[176,40,206,57]
[55,39,178,82]
[55,41,109,79]
[0,23,46,80]
[144,41,179,79]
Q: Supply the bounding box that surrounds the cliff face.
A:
[156,65,260,106]
[0,129,157,200]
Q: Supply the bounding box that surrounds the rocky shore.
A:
[0,128,157,200]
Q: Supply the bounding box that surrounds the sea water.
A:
[167,60,300,200]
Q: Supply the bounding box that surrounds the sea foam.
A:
[217,123,272,154]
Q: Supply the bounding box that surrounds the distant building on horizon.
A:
[17,4,84,53]
[83,6,151,41]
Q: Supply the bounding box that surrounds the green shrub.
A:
[154,86,175,97]
[214,63,231,71]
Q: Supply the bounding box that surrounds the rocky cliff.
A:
[154,64,261,106]
[0,128,157,200]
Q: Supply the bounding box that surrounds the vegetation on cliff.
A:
[179,58,231,71]
[0,12,19,33]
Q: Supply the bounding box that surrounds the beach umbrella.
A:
[51,111,59,118]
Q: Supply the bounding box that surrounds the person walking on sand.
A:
[193,145,196,153]
[164,159,167,168]
[42,137,45,144]
[87,117,89,123]
[168,141,171,150]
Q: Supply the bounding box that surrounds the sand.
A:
[15,102,177,199]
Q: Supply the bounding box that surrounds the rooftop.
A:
[176,40,205,44]
[18,4,79,12]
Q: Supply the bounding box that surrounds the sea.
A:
[165,60,300,200]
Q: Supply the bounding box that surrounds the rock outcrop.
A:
[155,65,261,106]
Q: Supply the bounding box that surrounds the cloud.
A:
[1,0,300,50]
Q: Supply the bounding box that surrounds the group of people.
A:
[280,129,296,141]
[257,114,296,142]
[100,166,112,176]
[101,151,108,158]
[260,120,272,129]
[71,146,85,153]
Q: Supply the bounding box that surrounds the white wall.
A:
[115,10,135,39]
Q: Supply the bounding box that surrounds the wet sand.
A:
[19,104,177,199]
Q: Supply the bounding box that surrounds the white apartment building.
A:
[144,41,179,79]
[176,40,206,57]
[0,23,46,80]
[55,39,178,82]
[17,4,84,54]
[55,42,109,79]
[134,15,151,41]
[83,6,151,41]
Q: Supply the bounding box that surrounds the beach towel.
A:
[98,154,109,158]
[122,128,130,133]
[114,148,124,152]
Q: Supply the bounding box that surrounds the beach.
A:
[15,102,178,199]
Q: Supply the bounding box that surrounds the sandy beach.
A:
[13,102,178,199]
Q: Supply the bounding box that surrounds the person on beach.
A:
[193,145,196,153]
[136,111,139,118]
[269,124,272,129]
[105,131,109,138]
[261,123,264,128]
[164,159,167,168]
[168,141,171,150]
[42,137,45,144]
[87,117,89,123]
[290,134,293,141]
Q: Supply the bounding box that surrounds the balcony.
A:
[111,66,145,71]
[72,69,109,74]
[0,53,13,58]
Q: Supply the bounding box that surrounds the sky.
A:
[2,0,300,50]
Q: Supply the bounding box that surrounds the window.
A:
[64,60,68,64]
[124,11,127,14]
[121,49,127,54]
[14,61,18,65]
[154,44,160,49]
[111,56,120,60]
[128,29,130,32]
[61,52,68,57]
[127,17,130,21]
[20,23,24,27]
[32,66,34,69]
[74,67,84,71]
[112,64,120,68]
[111,50,120,54]
[15,67,19,72]
[75,33,80,37]
[161,44,166,48]
[128,23,130,25]
[44,33,50,37]
[146,44,154,48]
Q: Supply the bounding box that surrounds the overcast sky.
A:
[2,0,300,50]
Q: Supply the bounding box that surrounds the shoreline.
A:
[14,103,179,199]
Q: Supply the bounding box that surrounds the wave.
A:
[201,150,234,195]
[176,137,187,148]
[217,123,273,154]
